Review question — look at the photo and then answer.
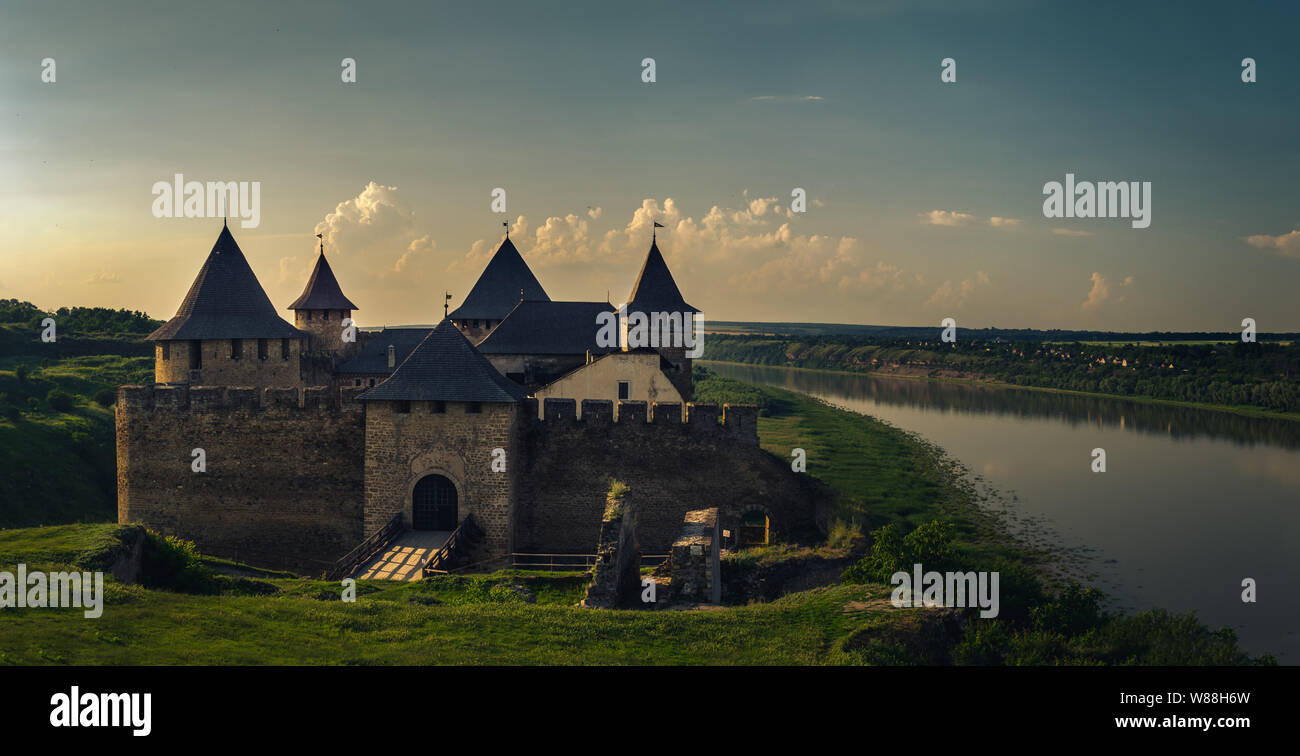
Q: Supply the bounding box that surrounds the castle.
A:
[116,223,823,575]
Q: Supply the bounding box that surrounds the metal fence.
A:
[508,553,670,571]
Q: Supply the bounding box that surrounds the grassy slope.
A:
[695,369,1020,566]
[0,354,152,527]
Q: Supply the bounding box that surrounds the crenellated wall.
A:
[514,398,820,555]
[117,388,822,573]
[116,384,366,572]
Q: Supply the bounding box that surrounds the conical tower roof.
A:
[625,239,697,314]
[447,237,549,321]
[148,224,302,341]
[359,319,526,403]
[288,249,358,310]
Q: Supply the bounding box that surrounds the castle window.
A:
[395,400,411,414]
[322,310,330,321]
[161,342,170,361]
[189,340,202,370]
[281,338,290,359]
[305,311,312,321]
[618,381,630,400]
[466,402,482,414]
[258,339,269,360]
[231,339,243,360]
[369,379,376,387]
[430,401,446,414]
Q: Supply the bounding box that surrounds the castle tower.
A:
[358,319,528,557]
[623,235,699,401]
[287,239,359,357]
[448,234,549,344]
[146,222,304,388]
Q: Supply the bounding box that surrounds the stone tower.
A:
[448,235,549,344]
[287,240,359,357]
[146,222,304,389]
[623,235,699,401]
[358,318,529,557]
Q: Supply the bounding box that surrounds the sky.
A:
[1,0,1297,331]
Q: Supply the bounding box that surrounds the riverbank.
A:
[0,366,1271,665]
[701,359,1300,423]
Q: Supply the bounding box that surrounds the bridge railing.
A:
[508,553,670,572]
[325,512,404,580]
[422,515,484,577]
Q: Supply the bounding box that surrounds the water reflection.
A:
[707,361,1300,661]
[709,362,1300,449]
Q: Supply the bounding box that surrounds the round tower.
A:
[288,236,359,356]
[147,222,305,388]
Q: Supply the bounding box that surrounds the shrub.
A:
[14,364,29,383]
[951,621,1011,665]
[140,531,215,594]
[840,519,959,584]
[826,519,863,549]
[46,388,74,413]
[93,388,116,407]
[1031,582,1108,635]
[604,479,630,520]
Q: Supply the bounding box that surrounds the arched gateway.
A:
[412,474,458,531]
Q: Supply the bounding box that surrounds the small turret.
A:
[623,233,700,400]
[288,236,359,356]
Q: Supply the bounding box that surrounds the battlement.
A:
[530,398,757,443]
[117,384,366,415]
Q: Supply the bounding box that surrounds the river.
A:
[705,361,1299,662]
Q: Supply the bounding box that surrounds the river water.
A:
[705,361,1299,662]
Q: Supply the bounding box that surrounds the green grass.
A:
[0,523,139,570]
[0,355,152,527]
[0,580,887,665]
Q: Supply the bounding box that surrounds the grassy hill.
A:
[0,353,152,527]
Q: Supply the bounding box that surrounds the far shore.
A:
[699,359,1300,424]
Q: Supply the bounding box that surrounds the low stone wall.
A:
[669,508,720,604]
[582,491,642,609]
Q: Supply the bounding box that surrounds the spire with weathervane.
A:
[288,233,360,356]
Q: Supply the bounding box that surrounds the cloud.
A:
[386,235,436,278]
[587,206,602,220]
[443,195,899,303]
[925,271,991,309]
[308,181,452,286]
[1081,272,1134,312]
[313,181,419,259]
[1245,230,1300,257]
[1053,228,1094,237]
[922,210,1020,228]
[85,271,121,285]
[750,95,824,103]
[921,210,977,227]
